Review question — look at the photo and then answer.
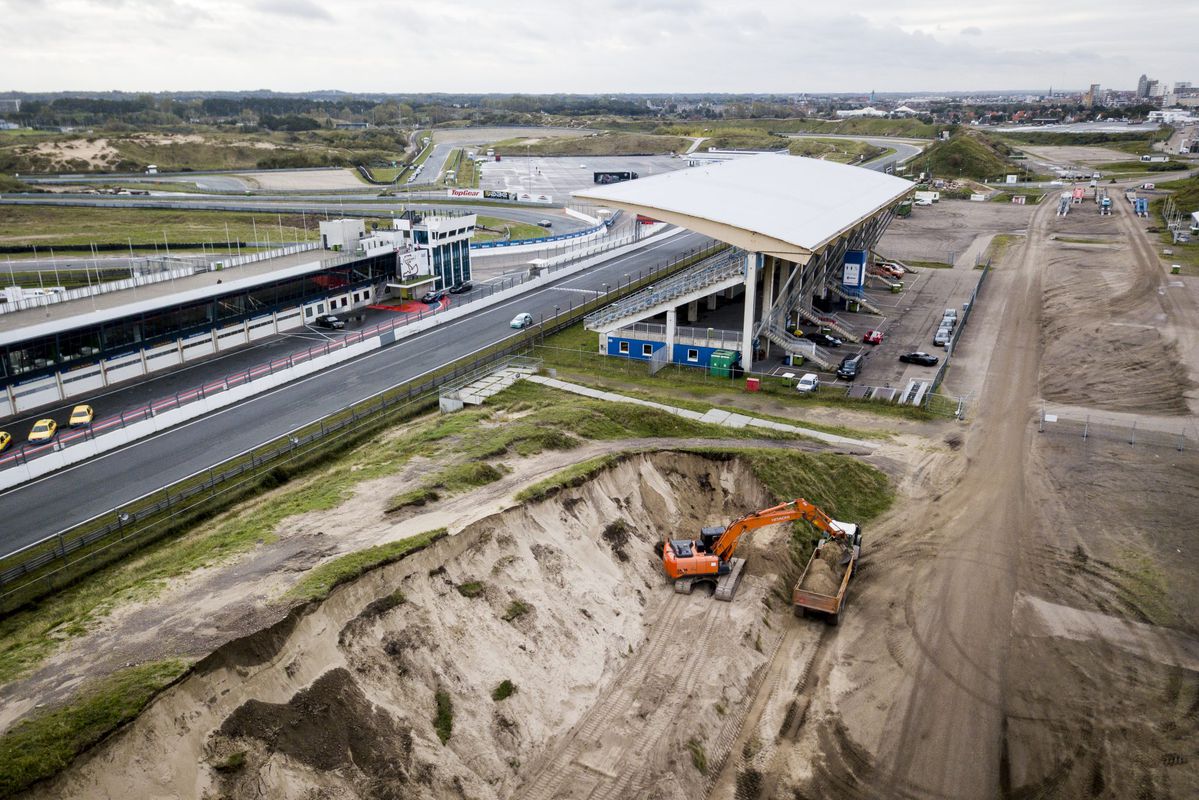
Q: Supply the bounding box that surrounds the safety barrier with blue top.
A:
[469,212,619,250]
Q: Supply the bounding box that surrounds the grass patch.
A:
[489,132,690,156]
[385,487,440,512]
[474,214,546,243]
[984,233,1022,265]
[0,659,187,798]
[433,690,453,744]
[288,529,446,602]
[457,581,486,598]
[492,679,518,701]
[212,751,247,773]
[917,130,1029,181]
[688,737,708,774]
[0,205,320,247]
[516,453,626,503]
[904,259,954,269]
[502,600,531,622]
[386,461,506,513]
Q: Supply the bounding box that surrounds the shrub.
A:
[492,680,518,701]
[433,690,453,744]
[457,581,485,598]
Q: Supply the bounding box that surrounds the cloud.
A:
[256,0,332,21]
[961,26,982,36]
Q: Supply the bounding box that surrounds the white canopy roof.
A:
[574,154,913,262]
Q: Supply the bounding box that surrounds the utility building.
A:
[574,154,913,373]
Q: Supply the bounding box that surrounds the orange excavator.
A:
[662,498,859,601]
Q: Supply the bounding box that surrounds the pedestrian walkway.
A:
[525,375,876,450]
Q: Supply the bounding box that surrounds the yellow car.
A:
[69,404,94,427]
[0,431,10,453]
[28,419,57,443]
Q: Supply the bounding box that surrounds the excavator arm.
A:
[712,498,849,562]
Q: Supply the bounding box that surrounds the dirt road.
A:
[868,187,1053,798]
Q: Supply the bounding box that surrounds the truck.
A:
[792,521,863,625]
[594,170,638,184]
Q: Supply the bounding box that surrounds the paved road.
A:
[783,133,925,174]
[0,230,710,553]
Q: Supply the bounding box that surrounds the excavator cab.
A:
[697,526,724,553]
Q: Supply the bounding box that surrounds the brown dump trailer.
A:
[793,523,862,625]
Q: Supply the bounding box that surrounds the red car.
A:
[863,330,884,345]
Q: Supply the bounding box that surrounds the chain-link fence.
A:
[1038,408,1197,451]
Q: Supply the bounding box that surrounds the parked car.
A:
[933,327,952,347]
[836,353,864,380]
[316,314,345,330]
[68,404,94,427]
[805,331,843,348]
[27,419,57,443]
[537,219,552,228]
[795,373,820,394]
[448,280,473,294]
[863,329,884,345]
[421,289,448,304]
[899,351,939,366]
[510,312,534,329]
[940,314,956,329]
[943,308,958,322]
[0,431,10,453]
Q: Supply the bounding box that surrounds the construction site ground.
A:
[2,171,1198,799]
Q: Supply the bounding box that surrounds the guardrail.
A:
[0,236,716,612]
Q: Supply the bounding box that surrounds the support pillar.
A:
[741,253,759,372]
[665,308,677,363]
[760,257,777,359]
[706,293,717,311]
[686,300,698,323]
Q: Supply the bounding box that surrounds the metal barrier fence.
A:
[1038,408,1197,451]
[0,239,716,609]
[930,259,992,396]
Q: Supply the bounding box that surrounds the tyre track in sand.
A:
[517,589,727,799]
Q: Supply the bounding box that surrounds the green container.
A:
[891,283,903,294]
[710,350,737,378]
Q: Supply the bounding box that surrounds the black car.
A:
[805,331,843,348]
[420,289,448,304]
[448,281,473,294]
[316,314,345,330]
[899,351,939,366]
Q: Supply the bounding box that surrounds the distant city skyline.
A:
[0,0,1193,94]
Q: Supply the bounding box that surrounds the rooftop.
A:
[0,247,353,345]
[572,154,913,263]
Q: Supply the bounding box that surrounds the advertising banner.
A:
[483,190,514,200]
[843,250,867,287]
[517,192,553,204]
[447,188,484,199]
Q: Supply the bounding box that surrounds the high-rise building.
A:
[1083,84,1101,108]
[1137,74,1150,98]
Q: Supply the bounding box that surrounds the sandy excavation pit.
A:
[33,452,801,800]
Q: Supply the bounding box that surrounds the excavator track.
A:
[714,557,746,601]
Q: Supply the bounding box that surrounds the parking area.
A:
[478,155,686,197]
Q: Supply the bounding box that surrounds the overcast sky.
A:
[1,0,1193,94]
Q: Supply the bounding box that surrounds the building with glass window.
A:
[0,247,394,417]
